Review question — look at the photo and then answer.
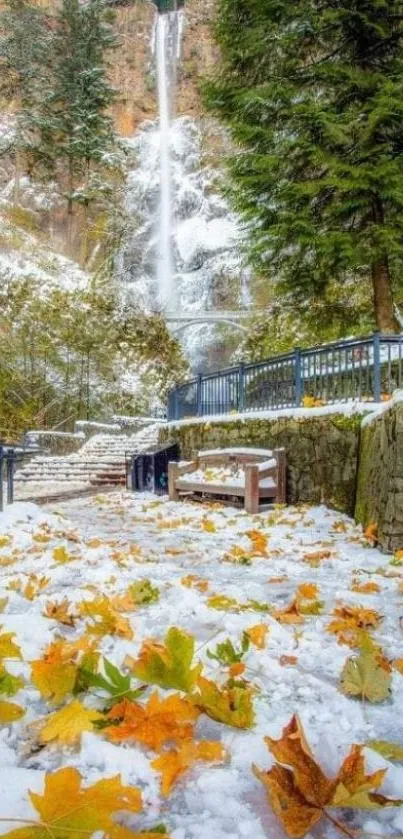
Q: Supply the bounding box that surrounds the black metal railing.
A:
[167,333,403,421]
[0,445,26,511]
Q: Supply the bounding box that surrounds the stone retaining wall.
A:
[355,398,403,552]
[160,411,366,516]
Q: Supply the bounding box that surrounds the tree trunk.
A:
[371,198,400,333]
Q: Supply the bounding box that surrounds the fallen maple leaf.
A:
[126,627,202,693]
[394,658,403,674]
[279,655,298,666]
[340,636,392,703]
[351,580,381,594]
[181,575,209,592]
[0,767,144,839]
[192,676,254,729]
[31,638,97,705]
[327,604,382,647]
[0,700,25,723]
[246,529,269,557]
[296,583,319,600]
[202,518,216,533]
[37,699,104,746]
[0,662,24,697]
[253,715,401,839]
[43,598,76,627]
[106,692,199,750]
[0,626,22,659]
[366,740,403,760]
[80,596,133,640]
[303,550,332,566]
[246,624,269,649]
[364,522,378,544]
[152,740,225,795]
[52,545,77,564]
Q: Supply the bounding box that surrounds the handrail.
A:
[167,332,403,421]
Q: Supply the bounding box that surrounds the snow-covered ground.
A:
[0,493,402,838]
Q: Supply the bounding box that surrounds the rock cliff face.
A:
[109,0,219,134]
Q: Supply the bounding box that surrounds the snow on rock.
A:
[167,400,380,428]
[0,492,402,836]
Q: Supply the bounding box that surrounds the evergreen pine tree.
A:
[0,0,51,192]
[40,0,119,216]
[206,0,403,332]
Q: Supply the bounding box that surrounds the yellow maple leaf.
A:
[0,700,25,723]
[394,658,403,674]
[53,545,76,564]
[38,699,104,746]
[80,596,133,640]
[0,767,143,839]
[0,536,11,548]
[152,740,225,796]
[202,518,216,533]
[246,624,269,649]
[0,626,22,659]
[30,638,95,704]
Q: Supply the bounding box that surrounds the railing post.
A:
[238,363,245,412]
[174,388,180,421]
[6,452,14,506]
[294,347,302,406]
[196,374,203,416]
[373,331,381,402]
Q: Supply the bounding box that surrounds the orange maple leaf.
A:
[351,580,381,594]
[106,692,199,750]
[327,604,382,647]
[152,741,225,796]
[364,521,378,544]
[246,529,269,556]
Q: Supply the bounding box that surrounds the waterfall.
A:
[155,10,182,311]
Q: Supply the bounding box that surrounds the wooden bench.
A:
[168,447,286,514]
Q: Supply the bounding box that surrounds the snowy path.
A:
[0,492,402,838]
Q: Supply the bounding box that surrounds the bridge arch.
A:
[171,318,248,336]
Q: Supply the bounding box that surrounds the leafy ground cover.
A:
[0,493,402,839]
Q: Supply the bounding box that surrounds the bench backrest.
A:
[198,448,273,467]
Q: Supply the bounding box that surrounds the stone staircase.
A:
[15,422,162,495]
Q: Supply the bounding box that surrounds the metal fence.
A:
[167,333,403,421]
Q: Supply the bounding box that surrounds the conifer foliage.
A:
[206,0,403,331]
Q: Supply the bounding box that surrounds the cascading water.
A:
[116,6,250,370]
[155,10,183,310]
